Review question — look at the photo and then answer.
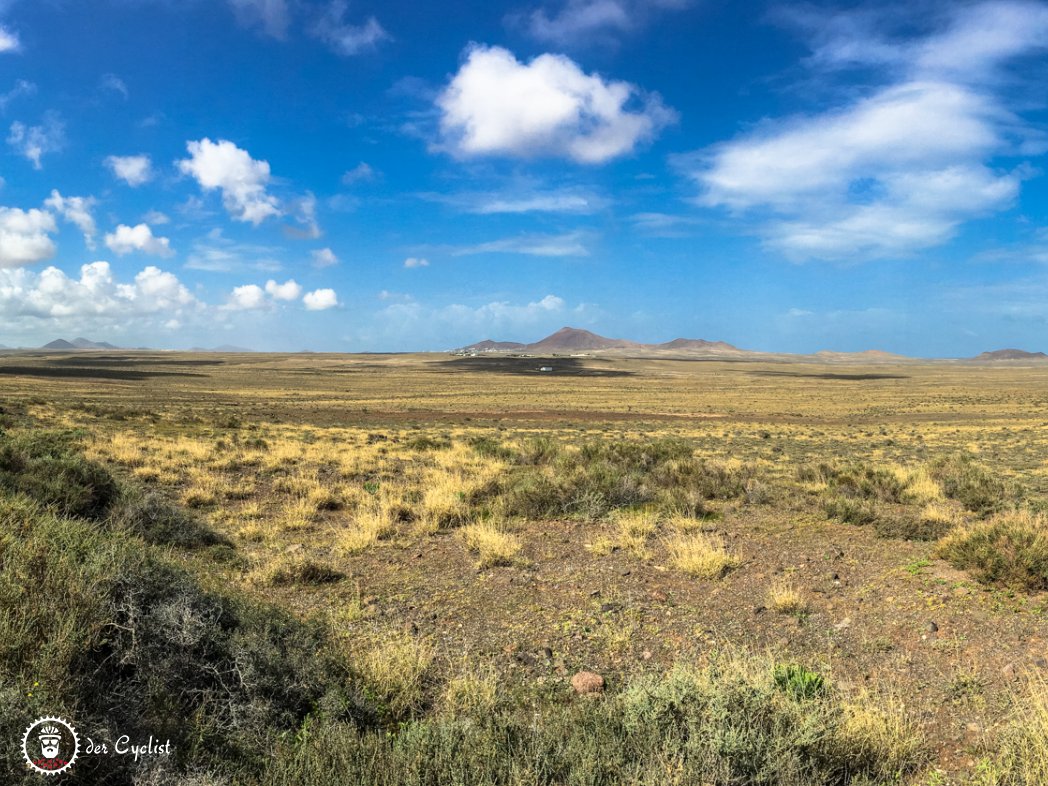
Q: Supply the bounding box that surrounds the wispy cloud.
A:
[424,187,608,215]
[683,1,1048,260]
[311,1,390,56]
[451,231,591,257]
[514,0,690,47]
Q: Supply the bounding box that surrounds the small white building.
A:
[539,366,553,372]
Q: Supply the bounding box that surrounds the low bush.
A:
[109,488,230,549]
[254,654,926,786]
[936,509,1048,590]
[0,429,118,519]
[478,439,750,522]
[0,494,370,786]
[930,455,1019,517]
[823,495,878,526]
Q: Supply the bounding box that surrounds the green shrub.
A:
[773,663,827,700]
[0,493,370,786]
[479,439,749,522]
[255,656,925,786]
[930,455,1018,516]
[936,510,1048,590]
[823,496,878,526]
[109,488,229,549]
[0,430,118,519]
[467,435,516,460]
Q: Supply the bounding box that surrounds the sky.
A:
[0,0,1047,355]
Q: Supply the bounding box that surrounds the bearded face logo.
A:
[22,716,79,775]
[39,726,61,758]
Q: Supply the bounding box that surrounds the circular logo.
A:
[21,716,79,775]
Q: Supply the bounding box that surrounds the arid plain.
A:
[4,349,1048,785]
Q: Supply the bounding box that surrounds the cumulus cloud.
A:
[303,287,339,310]
[265,278,302,300]
[228,0,290,39]
[311,1,390,55]
[224,284,268,311]
[312,247,338,268]
[451,231,590,257]
[44,190,97,248]
[7,112,64,169]
[178,138,281,225]
[403,257,429,268]
[0,262,197,322]
[436,45,674,163]
[0,207,57,268]
[104,223,174,257]
[0,25,20,53]
[685,1,1047,259]
[106,154,153,186]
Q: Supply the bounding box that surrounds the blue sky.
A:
[0,0,1047,355]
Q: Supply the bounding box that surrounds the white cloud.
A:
[0,262,197,322]
[0,207,57,268]
[525,0,631,45]
[7,113,64,169]
[436,45,674,163]
[143,210,170,225]
[451,231,590,257]
[311,1,390,55]
[100,73,128,99]
[376,293,569,344]
[104,223,175,258]
[288,192,321,238]
[686,2,1044,259]
[225,284,268,311]
[265,278,302,301]
[0,79,35,111]
[178,138,281,225]
[520,0,689,46]
[303,287,339,310]
[44,190,97,248]
[184,231,283,272]
[342,162,377,184]
[106,154,153,186]
[312,247,338,268]
[228,0,290,39]
[430,187,607,214]
[403,256,429,268]
[0,25,20,53]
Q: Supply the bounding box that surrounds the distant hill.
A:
[527,327,641,352]
[462,340,527,352]
[458,327,743,355]
[41,337,121,350]
[972,349,1048,361]
[657,338,739,352]
[72,337,120,350]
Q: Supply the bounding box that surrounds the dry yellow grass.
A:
[460,521,522,567]
[666,532,738,579]
[768,577,807,615]
[339,504,397,553]
[355,632,434,717]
